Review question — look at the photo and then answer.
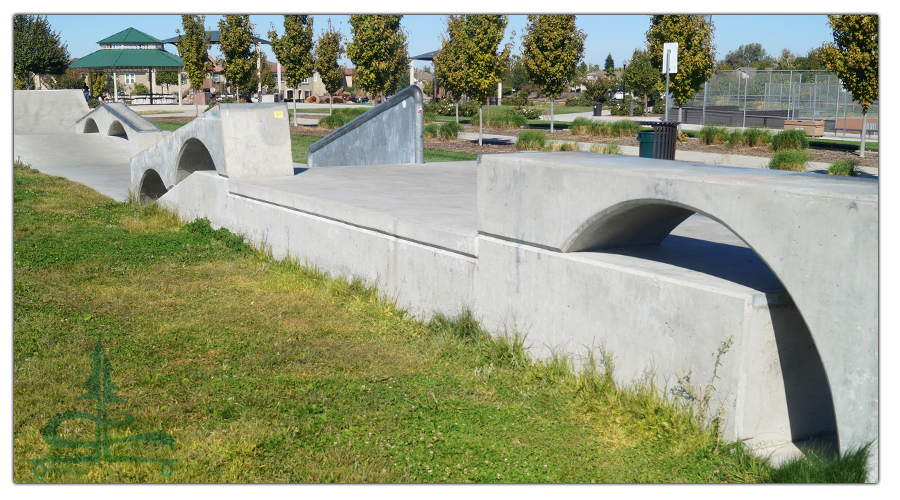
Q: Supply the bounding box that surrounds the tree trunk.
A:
[329,92,333,115]
[550,100,555,133]
[455,101,459,124]
[860,109,868,159]
[479,106,483,146]
[293,87,297,126]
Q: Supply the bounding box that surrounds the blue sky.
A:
[43,12,838,73]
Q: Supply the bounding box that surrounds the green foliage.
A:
[347,15,408,100]
[771,129,809,151]
[423,123,440,138]
[317,114,347,129]
[622,48,659,108]
[315,20,346,102]
[698,124,728,145]
[132,83,150,95]
[581,75,615,104]
[604,53,615,76]
[484,113,527,129]
[652,100,666,114]
[46,68,87,90]
[268,16,315,90]
[515,130,547,150]
[501,54,531,90]
[521,15,586,100]
[828,159,860,176]
[610,102,644,116]
[590,142,622,155]
[767,444,871,483]
[768,150,811,171]
[565,96,591,106]
[721,43,769,68]
[155,71,179,93]
[182,218,249,253]
[14,15,70,90]
[569,117,594,135]
[438,121,463,140]
[175,15,212,91]
[507,107,542,119]
[646,15,716,107]
[432,100,477,117]
[218,15,256,95]
[503,96,528,106]
[743,127,771,147]
[820,16,878,114]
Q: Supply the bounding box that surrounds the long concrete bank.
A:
[76,103,170,156]
[14,89,90,135]
[155,151,877,477]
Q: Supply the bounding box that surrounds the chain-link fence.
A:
[668,69,878,136]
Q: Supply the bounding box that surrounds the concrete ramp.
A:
[76,103,170,156]
[307,85,424,167]
[131,103,293,202]
[14,89,91,135]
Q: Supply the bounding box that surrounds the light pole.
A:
[621,61,627,104]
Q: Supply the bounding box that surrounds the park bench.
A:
[866,122,878,137]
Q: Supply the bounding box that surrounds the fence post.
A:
[742,72,748,129]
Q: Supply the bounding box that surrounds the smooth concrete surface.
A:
[130,102,294,200]
[14,89,91,135]
[307,86,425,167]
[76,103,170,156]
[477,152,877,473]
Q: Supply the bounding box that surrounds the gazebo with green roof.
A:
[70,27,184,105]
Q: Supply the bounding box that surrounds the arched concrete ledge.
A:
[83,118,100,134]
[477,151,877,472]
[75,103,169,156]
[139,168,168,202]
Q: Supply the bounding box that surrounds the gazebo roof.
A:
[98,27,163,44]
[410,50,439,61]
[161,30,270,46]
[70,48,183,69]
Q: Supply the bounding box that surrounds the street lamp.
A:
[621,61,628,104]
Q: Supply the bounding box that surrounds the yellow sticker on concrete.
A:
[274,111,283,118]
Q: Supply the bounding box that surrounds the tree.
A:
[622,48,659,109]
[604,52,615,77]
[315,20,346,115]
[646,15,716,121]
[581,74,615,105]
[156,71,179,94]
[246,56,277,95]
[218,15,256,102]
[721,43,768,68]
[176,15,212,115]
[433,15,469,123]
[794,47,826,70]
[14,15,70,90]
[775,48,796,70]
[46,67,87,90]
[501,54,531,91]
[820,15,878,158]
[347,15,408,103]
[522,15,586,132]
[269,15,314,126]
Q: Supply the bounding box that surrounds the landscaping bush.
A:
[590,142,621,155]
[610,102,644,116]
[423,102,441,114]
[743,126,771,147]
[485,113,527,129]
[550,142,578,151]
[652,100,667,114]
[768,149,811,171]
[131,83,149,95]
[87,98,101,109]
[771,129,809,151]
[565,96,592,107]
[515,130,547,151]
[434,100,478,117]
[726,130,744,149]
[423,123,440,138]
[508,107,542,119]
[610,120,639,138]
[504,96,528,107]
[438,121,463,140]
[828,159,860,176]
[569,117,595,135]
[699,124,729,145]
[423,112,438,124]
[317,114,347,129]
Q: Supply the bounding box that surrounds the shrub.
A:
[438,121,463,140]
[610,102,644,116]
[508,106,542,119]
[518,90,529,99]
[131,83,149,95]
[610,120,639,138]
[550,142,578,151]
[590,142,621,155]
[768,150,811,171]
[565,96,592,107]
[652,100,667,114]
[828,159,860,176]
[699,124,728,145]
[771,129,809,151]
[726,130,744,149]
[504,96,528,106]
[676,132,689,142]
[318,114,347,129]
[87,98,101,109]
[743,126,771,147]
[423,112,438,124]
[435,100,478,117]
[570,117,595,136]
[423,102,441,114]
[516,130,547,151]
[485,113,527,129]
[423,123,440,138]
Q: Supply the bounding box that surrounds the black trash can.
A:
[637,121,679,160]
[593,103,602,116]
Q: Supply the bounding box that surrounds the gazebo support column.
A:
[113,71,118,102]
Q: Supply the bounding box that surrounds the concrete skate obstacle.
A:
[76,102,170,156]
[14,89,91,135]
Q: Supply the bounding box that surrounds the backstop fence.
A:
[668,69,878,137]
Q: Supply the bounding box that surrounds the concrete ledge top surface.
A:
[78,103,162,133]
[228,162,479,256]
[485,152,878,200]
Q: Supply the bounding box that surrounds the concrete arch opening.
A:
[107,120,127,139]
[175,138,217,183]
[139,169,168,203]
[569,200,838,453]
[83,118,100,134]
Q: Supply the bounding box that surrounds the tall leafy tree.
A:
[604,52,615,77]
[347,15,408,103]
[14,15,70,90]
[721,43,768,68]
[793,47,826,70]
[501,54,531,91]
[820,14,878,158]
[156,71,179,94]
[176,15,212,115]
[646,15,716,121]
[315,20,346,115]
[218,15,256,102]
[269,15,314,126]
[522,15,586,132]
[434,15,469,124]
[622,48,659,109]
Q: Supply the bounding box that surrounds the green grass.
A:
[424,149,477,162]
[150,120,186,133]
[13,162,869,483]
[767,444,872,483]
[437,121,463,141]
[770,129,810,151]
[515,130,547,151]
[827,159,860,176]
[768,149,812,171]
[291,134,321,164]
[423,123,440,139]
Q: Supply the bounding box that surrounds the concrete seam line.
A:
[230,192,478,261]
